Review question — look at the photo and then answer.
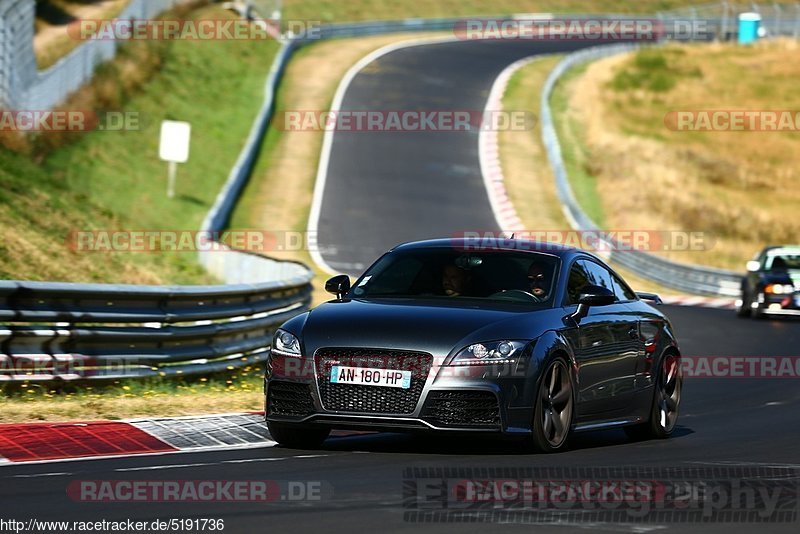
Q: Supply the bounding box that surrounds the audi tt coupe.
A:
[264,238,682,452]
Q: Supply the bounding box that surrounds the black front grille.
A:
[422,391,501,429]
[315,348,433,414]
[267,381,314,417]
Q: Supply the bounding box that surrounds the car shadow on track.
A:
[287,425,695,455]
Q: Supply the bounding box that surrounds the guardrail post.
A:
[721,1,729,40]
[795,3,800,38]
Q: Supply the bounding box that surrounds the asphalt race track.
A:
[315,39,599,273]
[2,306,800,532]
[3,41,800,533]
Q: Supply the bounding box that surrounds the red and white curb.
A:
[0,412,275,465]
[478,56,542,235]
[660,295,737,310]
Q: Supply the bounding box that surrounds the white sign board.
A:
[159,120,191,163]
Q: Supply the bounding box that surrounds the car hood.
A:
[299,298,556,357]
[759,271,800,287]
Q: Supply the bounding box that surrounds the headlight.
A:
[450,340,527,365]
[272,329,301,357]
[765,284,795,295]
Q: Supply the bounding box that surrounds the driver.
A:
[527,262,550,299]
[442,264,472,297]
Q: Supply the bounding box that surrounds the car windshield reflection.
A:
[349,248,560,306]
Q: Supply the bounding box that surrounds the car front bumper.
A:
[264,352,537,434]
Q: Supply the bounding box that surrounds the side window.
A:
[566,262,591,305]
[610,272,636,301]
[580,260,614,293]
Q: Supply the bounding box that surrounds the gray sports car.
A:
[264,238,682,452]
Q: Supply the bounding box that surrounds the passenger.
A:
[442,264,472,297]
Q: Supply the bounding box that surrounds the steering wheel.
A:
[489,289,541,302]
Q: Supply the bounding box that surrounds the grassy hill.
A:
[1,4,279,283]
[554,39,800,270]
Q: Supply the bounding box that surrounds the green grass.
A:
[0,5,280,284]
[45,10,279,234]
[550,62,606,226]
[1,367,264,423]
[609,48,702,93]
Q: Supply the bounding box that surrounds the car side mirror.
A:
[567,285,616,324]
[746,260,760,272]
[325,275,351,300]
[578,285,617,306]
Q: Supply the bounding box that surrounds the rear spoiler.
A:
[636,292,663,305]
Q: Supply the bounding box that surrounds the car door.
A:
[564,259,640,418]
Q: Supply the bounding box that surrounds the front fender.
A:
[514,329,577,413]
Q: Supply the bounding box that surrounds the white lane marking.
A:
[222,454,328,464]
[686,461,800,469]
[306,34,459,276]
[0,441,278,468]
[9,472,73,478]
[114,454,331,472]
[497,521,667,533]
[115,462,216,472]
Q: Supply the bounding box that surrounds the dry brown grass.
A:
[34,0,130,69]
[499,56,685,297]
[568,39,800,270]
[1,389,262,423]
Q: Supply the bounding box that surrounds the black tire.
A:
[625,352,681,441]
[531,358,574,453]
[736,291,751,318]
[267,421,330,449]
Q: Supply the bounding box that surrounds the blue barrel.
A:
[738,12,761,44]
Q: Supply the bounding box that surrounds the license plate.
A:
[795,295,800,307]
[330,365,411,389]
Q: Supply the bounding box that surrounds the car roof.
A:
[390,237,590,260]
[762,245,800,255]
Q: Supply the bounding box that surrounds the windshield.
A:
[766,251,800,271]
[349,248,560,305]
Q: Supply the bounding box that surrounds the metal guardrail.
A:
[0,279,311,382]
[540,44,743,297]
[657,2,800,40]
